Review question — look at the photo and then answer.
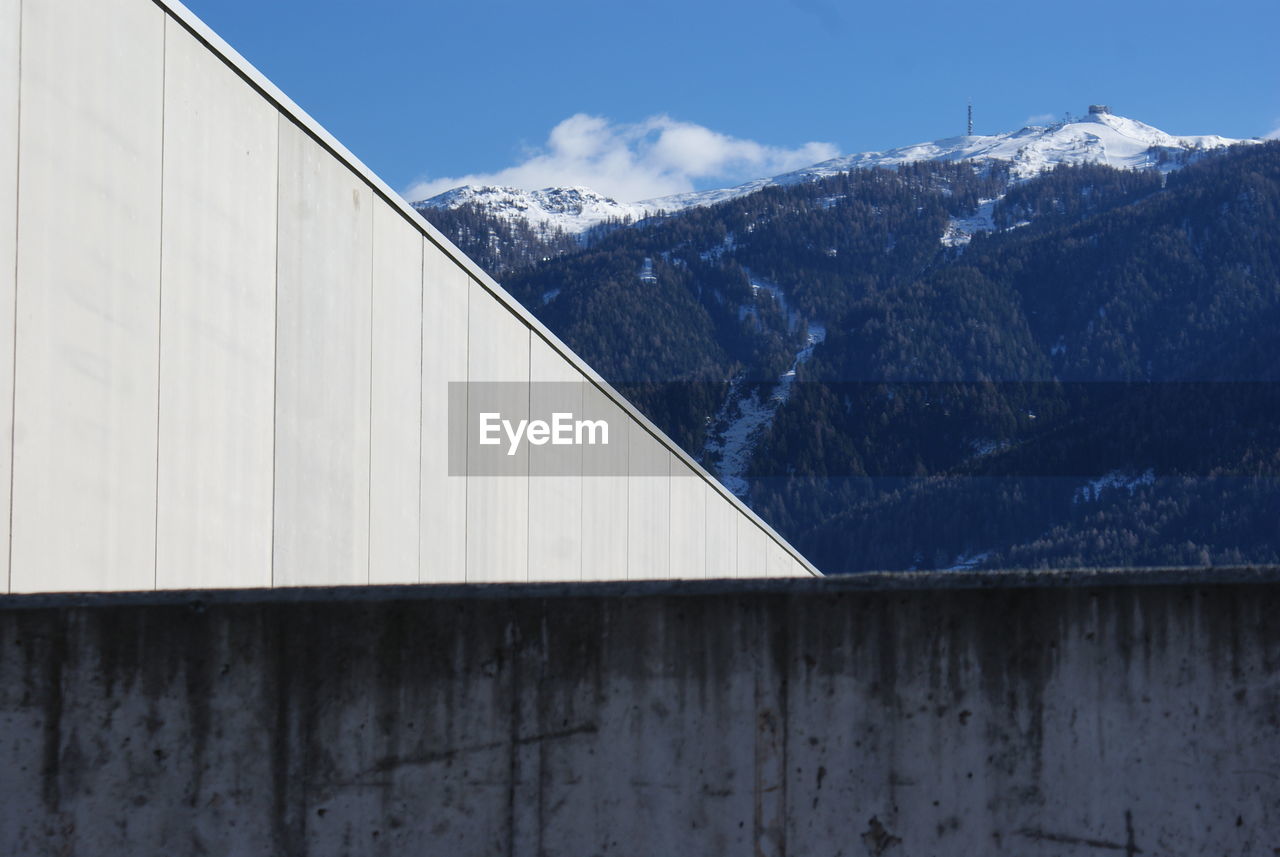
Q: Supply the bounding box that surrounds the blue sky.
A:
[183,0,1279,203]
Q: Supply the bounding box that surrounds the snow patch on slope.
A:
[942,198,999,247]
[705,314,826,498]
[1074,469,1156,504]
[945,550,991,571]
[413,185,661,234]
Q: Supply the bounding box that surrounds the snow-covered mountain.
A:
[414,184,662,233]
[413,107,1258,234]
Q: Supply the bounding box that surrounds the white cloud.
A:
[1025,112,1058,126]
[403,114,839,203]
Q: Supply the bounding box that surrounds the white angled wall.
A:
[705,489,740,580]
[0,0,18,593]
[11,0,164,592]
[419,248,468,583]
[156,16,277,590]
[465,277,530,584]
[628,426,671,579]
[581,384,629,581]
[529,338,585,581]
[669,457,707,580]
[273,118,374,587]
[0,0,820,593]
[369,203,424,584]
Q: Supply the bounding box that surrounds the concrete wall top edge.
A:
[148,0,820,577]
[3,565,1277,611]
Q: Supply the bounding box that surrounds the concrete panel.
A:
[581,384,628,580]
[765,535,791,578]
[273,118,373,586]
[466,279,529,582]
[369,205,423,583]
[704,489,739,579]
[155,18,277,589]
[419,241,467,583]
[3,574,1277,854]
[669,456,706,579]
[10,0,164,592]
[0,0,17,593]
[627,425,670,579]
[736,518,766,578]
[528,338,583,581]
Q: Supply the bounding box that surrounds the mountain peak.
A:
[413,184,661,234]
[737,108,1250,186]
[413,109,1256,233]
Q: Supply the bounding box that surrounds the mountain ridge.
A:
[420,141,1280,573]
[412,107,1259,235]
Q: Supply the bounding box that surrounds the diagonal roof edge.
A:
[150,0,822,577]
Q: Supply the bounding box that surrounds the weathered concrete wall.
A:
[1,569,1277,855]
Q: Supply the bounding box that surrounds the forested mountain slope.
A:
[420,141,1280,573]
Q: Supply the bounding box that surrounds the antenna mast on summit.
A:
[967,100,973,136]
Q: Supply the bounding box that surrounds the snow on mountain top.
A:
[654,109,1255,210]
[413,184,661,233]
[804,109,1243,179]
[414,110,1257,233]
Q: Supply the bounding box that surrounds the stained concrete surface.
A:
[0,569,1277,855]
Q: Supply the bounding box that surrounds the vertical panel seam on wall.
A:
[151,16,168,591]
[670,452,680,580]
[269,113,282,588]
[6,0,23,595]
[465,275,476,583]
[760,524,767,578]
[525,328,531,583]
[266,110,278,588]
[415,239,424,582]
[736,513,742,578]
[362,190,373,586]
[701,476,708,579]
[577,379,584,581]
[366,210,375,584]
[625,417,630,580]
[701,470,708,578]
